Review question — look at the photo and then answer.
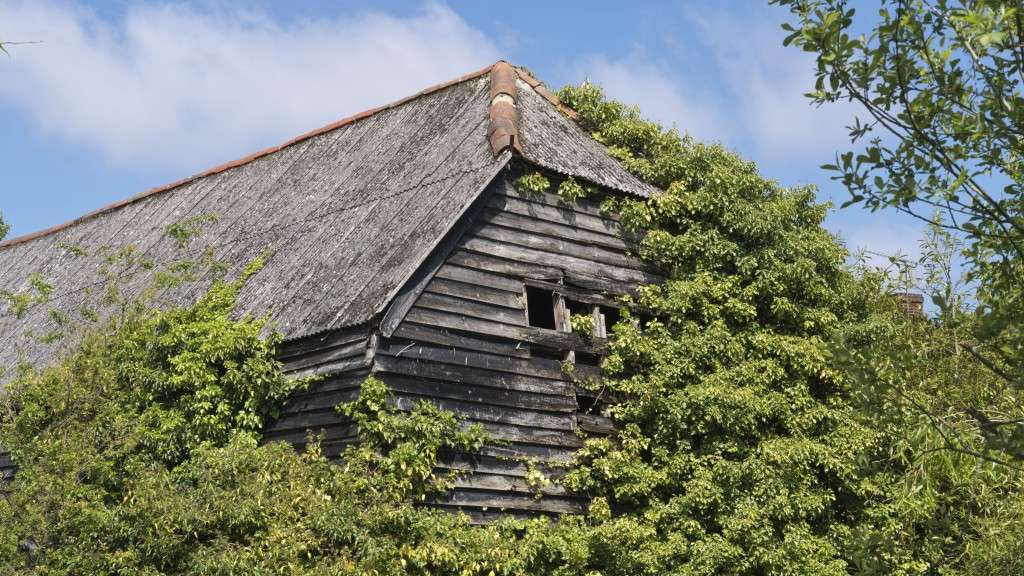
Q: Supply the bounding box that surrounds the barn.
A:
[0,62,662,520]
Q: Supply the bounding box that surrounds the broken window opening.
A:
[526,286,556,329]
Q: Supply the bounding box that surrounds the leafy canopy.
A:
[772,0,1023,392]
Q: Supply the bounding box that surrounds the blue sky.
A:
[0,0,921,262]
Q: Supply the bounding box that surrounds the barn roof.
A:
[0,61,655,375]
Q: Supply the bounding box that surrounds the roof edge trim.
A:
[514,67,579,121]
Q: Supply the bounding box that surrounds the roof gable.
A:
[0,61,653,374]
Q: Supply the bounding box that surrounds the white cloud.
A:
[0,1,499,171]
[685,7,859,162]
[577,54,721,143]
[570,6,860,163]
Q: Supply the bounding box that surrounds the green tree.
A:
[0,261,507,574]
[772,0,1023,398]
[549,80,1023,575]
[554,82,885,575]
[0,212,8,242]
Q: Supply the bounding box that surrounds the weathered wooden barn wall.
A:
[371,173,660,520]
[262,324,374,459]
[0,63,664,520]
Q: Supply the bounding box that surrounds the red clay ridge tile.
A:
[488,61,523,156]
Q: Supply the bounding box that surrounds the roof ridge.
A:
[1,60,582,249]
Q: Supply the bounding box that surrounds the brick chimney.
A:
[895,292,925,317]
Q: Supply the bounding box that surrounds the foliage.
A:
[513,171,551,194]
[0,211,8,241]
[772,0,1023,396]
[2,72,1023,575]
[832,259,1024,573]
[569,312,594,342]
[557,177,591,202]
[555,80,1024,574]
[165,212,220,249]
[338,376,488,500]
[560,80,876,574]
[1,273,53,320]
[0,269,520,574]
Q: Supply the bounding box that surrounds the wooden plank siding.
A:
[262,323,372,459]
[0,175,652,520]
[370,174,655,518]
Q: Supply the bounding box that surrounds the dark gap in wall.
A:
[531,345,564,362]
[526,286,556,329]
[565,299,590,319]
[600,306,621,334]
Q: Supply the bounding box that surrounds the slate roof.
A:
[0,61,655,376]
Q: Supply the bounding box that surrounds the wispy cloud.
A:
[684,6,859,163]
[0,1,499,172]
[570,5,859,163]
[576,53,722,143]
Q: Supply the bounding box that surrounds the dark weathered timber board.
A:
[446,249,565,281]
[401,307,593,352]
[277,324,370,361]
[414,291,525,325]
[481,208,632,252]
[495,179,621,220]
[380,373,575,412]
[468,442,580,462]
[286,372,370,399]
[467,421,583,449]
[265,408,351,431]
[428,488,587,514]
[577,413,616,436]
[262,423,357,446]
[460,236,658,285]
[488,192,623,236]
[376,338,569,380]
[280,340,368,374]
[373,354,573,396]
[432,263,523,293]
[468,222,649,272]
[436,451,570,478]
[428,505,559,525]
[423,277,523,310]
[391,322,531,359]
[279,388,361,414]
[390,395,575,430]
[284,356,372,380]
[450,472,571,497]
